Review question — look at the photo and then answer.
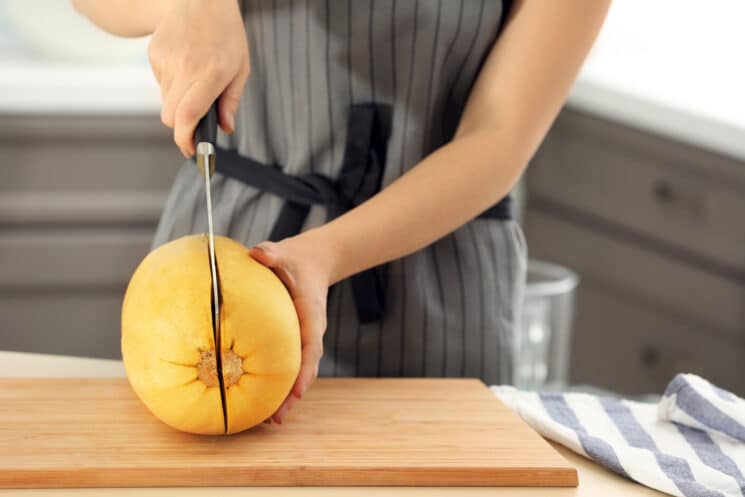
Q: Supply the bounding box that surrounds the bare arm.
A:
[72,0,249,156]
[254,0,612,424]
[71,0,168,37]
[303,0,612,284]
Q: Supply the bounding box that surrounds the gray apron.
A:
[152,0,527,385]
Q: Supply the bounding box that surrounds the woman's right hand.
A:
[148,0,249,157]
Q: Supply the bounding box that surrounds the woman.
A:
[74,0,609,423]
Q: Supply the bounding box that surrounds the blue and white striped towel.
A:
[492,374,745,497]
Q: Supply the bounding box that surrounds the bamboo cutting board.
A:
[0,378,577,488]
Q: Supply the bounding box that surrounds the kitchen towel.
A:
[659,374,745,444]
[492,374,745,497]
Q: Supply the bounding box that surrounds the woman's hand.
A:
[148,0,249,157]
[249,232,335,424]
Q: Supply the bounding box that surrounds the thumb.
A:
[218,62,249,134]
[249,242,280,267]
[249,242,296,293]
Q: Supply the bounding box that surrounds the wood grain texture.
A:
[0,378,577,488]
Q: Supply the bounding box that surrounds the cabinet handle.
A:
[640,345,660,369]
[653,180,675,203]
[651,179,707,218]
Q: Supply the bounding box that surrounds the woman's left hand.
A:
[248,233,332,424]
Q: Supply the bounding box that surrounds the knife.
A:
[195,105,221,346]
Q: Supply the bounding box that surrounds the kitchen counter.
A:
[0,60,159,115]
[0,351,663,496]
[1,1,743,162]
[566,0,745,162]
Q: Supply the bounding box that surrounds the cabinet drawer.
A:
[0,115,182,194]
[525,208,745,342]
[0,230,152,288]
[0,114,180,360]
[0,291,123,359]
[529,110,745,274]
[569,277,745,396]
[0,230,152,359]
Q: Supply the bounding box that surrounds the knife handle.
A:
[195,103,218,178]
[195,103,218,145]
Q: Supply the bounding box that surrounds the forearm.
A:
[71,0,171,37]
[293,0,609,287]
[306,128,534,285]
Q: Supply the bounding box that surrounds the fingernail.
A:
[253,245,273,256]
[227,113,235,132]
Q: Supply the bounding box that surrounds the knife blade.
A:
[195,105,220,346]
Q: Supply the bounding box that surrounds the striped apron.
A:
[152,0,527,385]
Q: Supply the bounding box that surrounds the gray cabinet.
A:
[525,109,745,395]
[0,115,182,358]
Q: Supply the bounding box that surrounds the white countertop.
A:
[566,0,745,161]
[0,350,125,377]
[1,0,743,160]
[0,61,160,115]
[0,0,158,115]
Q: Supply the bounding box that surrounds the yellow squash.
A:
[121,235,301,435]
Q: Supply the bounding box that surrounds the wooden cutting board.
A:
[0,378,577,488]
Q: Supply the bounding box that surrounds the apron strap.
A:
[212,103,392,323]
[207,102,511,323]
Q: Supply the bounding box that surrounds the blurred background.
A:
[1,0,743,396]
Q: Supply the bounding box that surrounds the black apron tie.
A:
[203,102,512,323]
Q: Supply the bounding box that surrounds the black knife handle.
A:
[195,103,218,145]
